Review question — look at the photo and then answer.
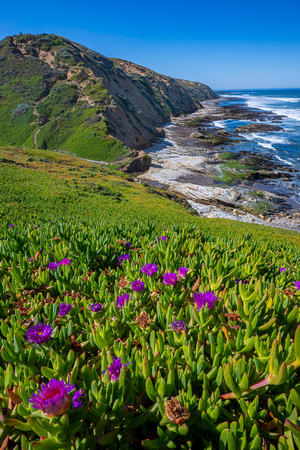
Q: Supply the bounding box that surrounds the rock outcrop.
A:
[117,151,152,173]
[234,123,284,134]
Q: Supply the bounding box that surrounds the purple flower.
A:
[118,254,131,265]
[58,258,70,266]
[26,322,53,345]
[235,279,248,285]
[116,293,130,308]
[58,303,72,316]
[193,291,217,310]
[171,320,187,333]
[141,263,158,276]
[90,303,103,312]
[163,272,178,286]
[125,242,131,248]
[280,267,287,273]
[72,387,85,409]
[178,267,189,278]
[158,236,167,242]
[48,262,58,270]
[131,280,145,292]
[108,357,130,381]
[294,281,300,290]
[29,379,85,417]
[9,224,14,227]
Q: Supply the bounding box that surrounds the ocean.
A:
[216,88,300,171]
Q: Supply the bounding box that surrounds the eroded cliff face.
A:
[0,33,218,160]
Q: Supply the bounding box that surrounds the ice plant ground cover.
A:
[1,222,300,448]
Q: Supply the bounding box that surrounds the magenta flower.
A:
[116,293,130,308]
[158,236,167,242]
[294,281,300,290]
[178,267,189,278]
[131,280,145,292]
[118,254,131,265]
[9,224,14,227]
[48,262,58,270]
[171,320,186,333]
[163,272,177,286]
[194,291,217,310]
[280,267,287,273]
[58,303,72,316]
[108,357,130,381]
[29,379,85,417]
[90,303,103,312]
[26,322,53,345]
[141,263,158,276]
[58,258,70,266]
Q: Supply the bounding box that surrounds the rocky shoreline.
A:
[137,98,300,231]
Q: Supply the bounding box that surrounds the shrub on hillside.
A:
[11,103,32,118]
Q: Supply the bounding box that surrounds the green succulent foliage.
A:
[1,219,300,449]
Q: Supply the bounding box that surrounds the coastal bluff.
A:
[0,33,218,162]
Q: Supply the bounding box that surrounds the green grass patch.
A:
[83,79,110,104]
[247,190,266,199]
[1,146,300,248]
[217,161,256,184]
[219,151,239,160]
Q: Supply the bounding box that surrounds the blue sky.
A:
[1,0,299,90]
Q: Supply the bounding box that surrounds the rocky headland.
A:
[137,99,300,231]
[0,33,217,163]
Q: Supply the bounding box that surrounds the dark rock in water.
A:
[217,130,229,136]
[282,166,297,173]
[234,123,284,134]
[250,170,292,180]
[190,132,207,139]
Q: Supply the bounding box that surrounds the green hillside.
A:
[1,146,300,247]
[0,33,218,163]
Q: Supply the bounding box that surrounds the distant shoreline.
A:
[138,96,300,232]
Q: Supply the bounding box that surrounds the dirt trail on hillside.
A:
[34,128,40,148]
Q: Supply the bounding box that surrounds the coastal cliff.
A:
[0,33,218,162]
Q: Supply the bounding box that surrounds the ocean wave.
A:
[240,132,289,146]
[274,155,293,165]
[250,133,289,144]
[263,97,300,103]
[258,142,275,150]
[221,94,300,122]
[221,93,300,103]
[244,99,300,122]
[213,120,226,128]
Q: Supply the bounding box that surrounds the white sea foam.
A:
[250,133,289,145]
[274,155,293,165]
[222,94,300,103]
[258,142,275,150]
[263,97,300,103]
[221,93,300,122]
[213,120,226,128]
[242,96,300,122]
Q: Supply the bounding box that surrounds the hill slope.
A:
[0,33,218,162]
[1,145,300,248]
